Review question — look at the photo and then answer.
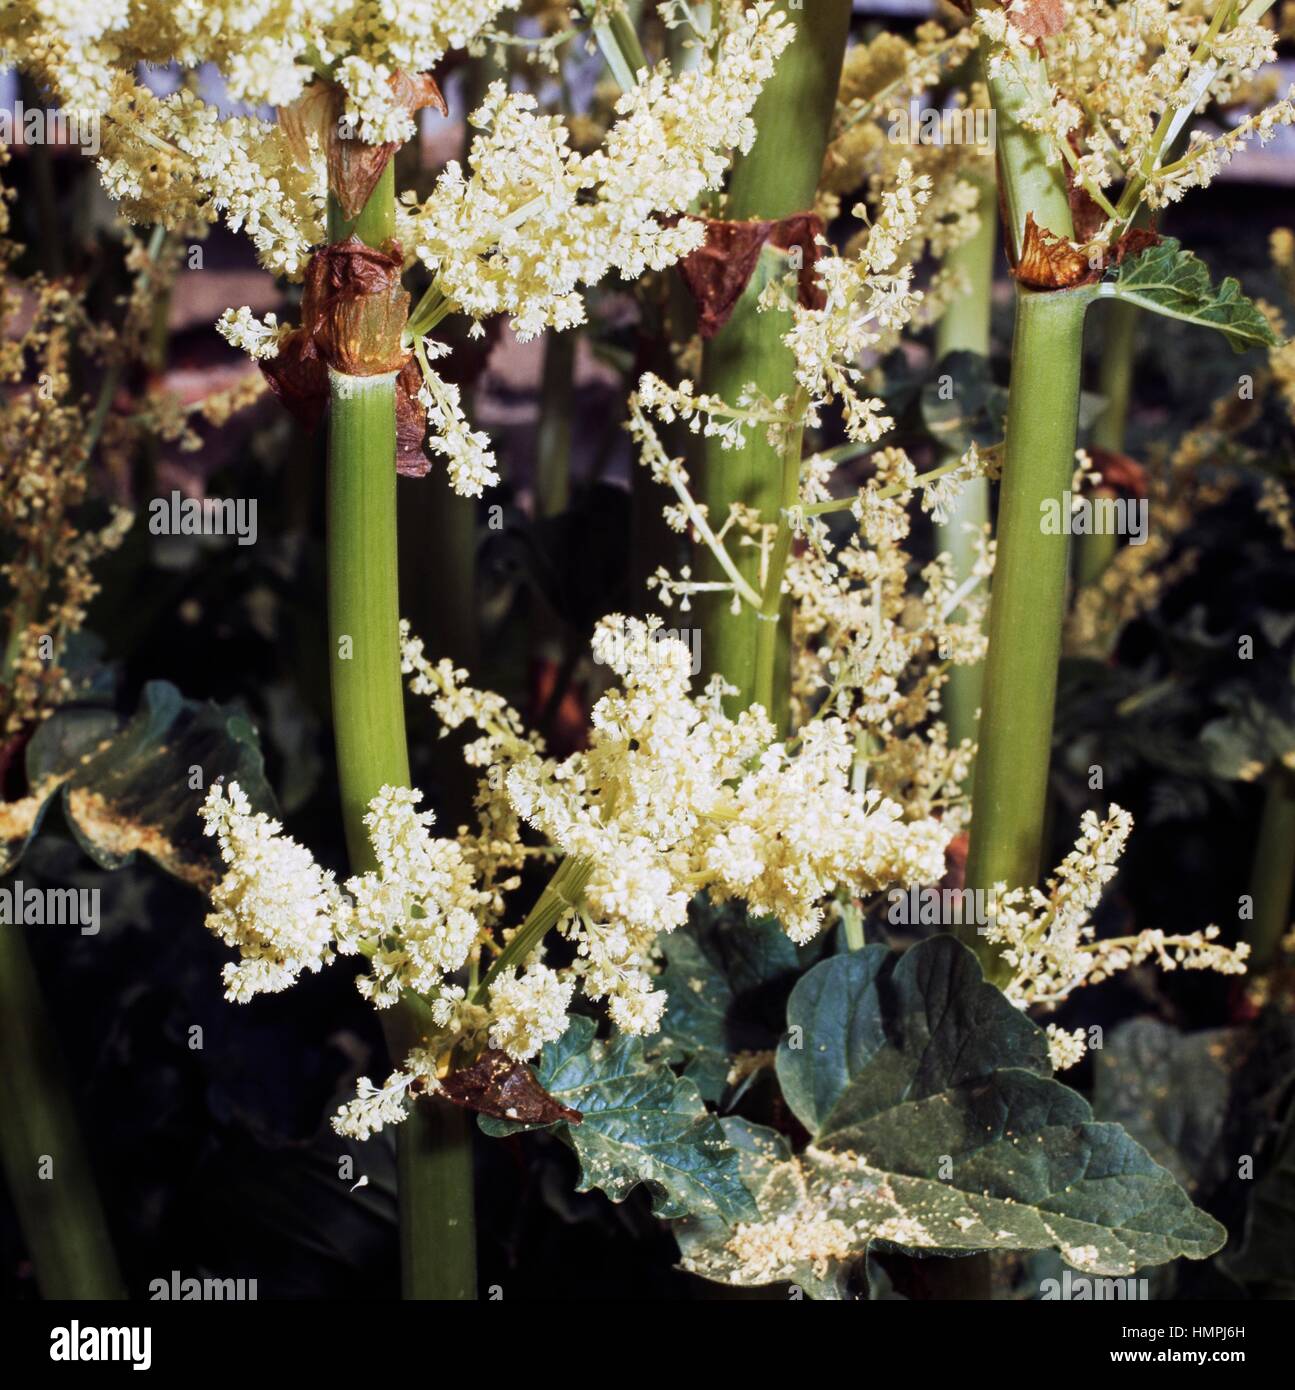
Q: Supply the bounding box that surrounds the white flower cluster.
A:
[977,0,1294,232]
[1046,1024,1089,1072]
[416,352,501,498]
[200,606,952,1134]
[216,307,289,361]
[202,780,488,1006]
[200,782,352,1002]
[2,0,521,139]
[504,615,949,1031]
[347,787,489,1008]
[487,964,574,1059]
[983,804,1249,1011]
[399,3,794,338]
[331,1049,440,1141]
[1,0,522,272]
[781,161,931,442]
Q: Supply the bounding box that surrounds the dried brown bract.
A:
[395,358,431,476]
[439,1049,583,1125]
[677,213,826,338]
[280,73,448,221]
[1014,212,1091,288]
[301,236,411,376]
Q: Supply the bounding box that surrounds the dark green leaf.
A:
[480,1016,756,1223]
[655,898,818,1103]
[1093,1018,1250,1195]
[678,938,1225,1295]
[1099,240,1280,353]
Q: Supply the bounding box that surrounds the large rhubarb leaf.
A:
[654,898,822,1104]
[1097,239,1279,352]
[1,680,274,883]
[1093,1018,1250,1195]
[480,1015,756,1223]
[677,937,1225,1297]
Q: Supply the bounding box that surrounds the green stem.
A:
[1246,766,1295,971]
[1075,297,1138,586]
[934,167,996,756]
[962,288,1090,973]
[537,329,576,517]
[326,169,474,1300]
[696,0,852,713]
[977,25,1075,262]
[961,18,1085,986]
[942,70,1084,1295]
[328,160,397,246]
[475,856,596,1002]
[328,369,411,859]
[579,1,648,90]
[0,921,124,1298]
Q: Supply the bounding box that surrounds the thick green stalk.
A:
[934,167,996,753]
[977,27,1075,260]
[0,922,124,1298]
[696,0,852,717]
[327,171,475,1301]
[940,284,1088,1307]
[328,371,410,861]
[327,160,396,245]
[1246,767,1295,971]
[961,26,1084,982]
[961,288,1089,970]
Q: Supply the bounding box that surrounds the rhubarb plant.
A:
[0,0,1289,1308]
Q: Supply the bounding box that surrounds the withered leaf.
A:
[677,213,825,339]
[1014,212,1091,289]
[395,358,431,477]
[1065,133,1107,244]
[1109,225,1162,267]
[301,236,410,376]
[440,1049,583,1125]
[258,328,328,431]
[281,73,448,221]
